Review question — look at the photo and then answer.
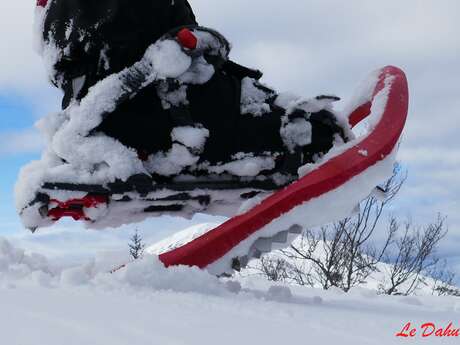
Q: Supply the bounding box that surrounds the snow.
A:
[238,234,446,296]
[240,77,273,116]
[156,82,189,109]
[359,149,369,157]
[342,69,381,121]
[32,4,48,55]
[0,238,53,284]
[274,92,301,109]
[146,223,221,255]
[179,55,216,84]
[145,144,200,176]
[171,126,210,151]
[280,118,312,152]
[278,94,346,152]
[285,95,338,115]
[193,29,230,59]
[298,70,391,178]
[1,237,458,344]
[144,39,192,79]
[205,153,277,177]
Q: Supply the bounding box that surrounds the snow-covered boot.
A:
[18,0,348,230]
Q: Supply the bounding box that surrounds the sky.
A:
[0,1,459,278]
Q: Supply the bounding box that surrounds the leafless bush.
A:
[378,215,448,295]
[282,166,404,291]
[428,261,460,296]
[250,165,456,296]
[256,255,314,286]
[258,256,290,282]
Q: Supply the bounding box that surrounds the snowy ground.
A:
[2,277,459,345]
[1,224,459,345]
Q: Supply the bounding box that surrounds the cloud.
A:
[399,147,460,167]
[0,1,47,91]
[0,127,44,156]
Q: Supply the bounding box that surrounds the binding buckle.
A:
[47,195,108,221]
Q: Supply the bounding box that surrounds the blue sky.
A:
[0,0,459,278]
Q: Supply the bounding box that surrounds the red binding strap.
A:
[37,0,48,7]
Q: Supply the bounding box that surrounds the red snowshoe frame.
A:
[157,66,409,270]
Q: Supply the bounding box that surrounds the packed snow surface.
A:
[1,237,458,345]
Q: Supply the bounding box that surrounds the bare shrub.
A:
[378,215,448,295]
[282,166,404,291]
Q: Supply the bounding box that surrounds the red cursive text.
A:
[396,322,459,338]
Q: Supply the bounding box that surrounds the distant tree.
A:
[129,229,145,260]
[428,261,460,297]
[378,215,448,296]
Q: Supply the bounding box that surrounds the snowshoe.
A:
[21,3,408,276]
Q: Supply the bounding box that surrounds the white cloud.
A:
[0,1,47,91]
[399,147,460,167]
[0,127,44,155]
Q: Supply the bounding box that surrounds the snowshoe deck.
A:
[26,173,293,230]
